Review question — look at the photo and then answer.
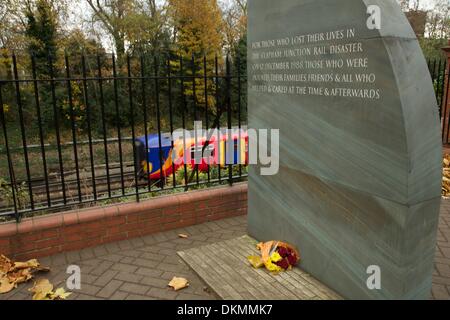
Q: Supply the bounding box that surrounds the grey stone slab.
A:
[248,0,441,299]
[178,236,341,300]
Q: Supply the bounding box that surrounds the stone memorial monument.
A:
[248,0,442,299]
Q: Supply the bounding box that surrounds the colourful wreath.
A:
[248,241,300,273]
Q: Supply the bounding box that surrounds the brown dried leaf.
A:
[50,287,72,300]
[168,277,189,291]
[0,255,50,295]
[13,259,39,270]
[0,255,13,274]
[0,278,15,294]
[8,268,32,285]
[443,155,450,197]
[34,266,51,273]
[29,278,54,300]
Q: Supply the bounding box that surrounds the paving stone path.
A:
[1,216,247,300]
[179,235,342,300]
[1,200,450,300]
[433,200,450,300]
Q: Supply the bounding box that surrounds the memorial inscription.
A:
[248,0,442,300]
[250,27,381,100]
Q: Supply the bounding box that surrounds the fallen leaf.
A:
[8,268,32,285]
[50,287,72,300]
[443,155,450,197]
[0,255,13,274]
[34,266,51,273]
[178,234,189,239]
[0,255,50,295]
[29,278,54,300]
[13,259,39,270]
[168,277,189,291]
[0,278,15,294]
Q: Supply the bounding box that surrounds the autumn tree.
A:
[85,0,134,66]
[232,34,247,118]
[168,0,224,117]
[85,0,168,65]
[426,0,450,39]
[22,0,62,128]
[25,0,59,78]
[423,0,449,60]
[222,0,247,54]
[0,1,21,50]
[0,0,33,80]
[223,0,247,115]
[126,0,170,55]
[398,0,410,11]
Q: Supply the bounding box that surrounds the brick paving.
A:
[1,200,450,300]
[432,200,450,300]
[0,216,247,301]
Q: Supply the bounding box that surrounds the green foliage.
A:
[419,38,448,61]
[232,34,247,118]
[25,0,59,128]
[0,178,29,210]
[25,0,58,78]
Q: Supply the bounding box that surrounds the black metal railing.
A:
[0,52,446,221]
[427,58,450,144]
[0,51,248,221]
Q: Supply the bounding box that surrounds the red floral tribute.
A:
[249,241,300,273]
[274,245,299,270]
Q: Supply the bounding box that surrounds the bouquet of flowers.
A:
[248,241,300,273]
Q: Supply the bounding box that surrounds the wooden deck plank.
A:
[178,235,342,300]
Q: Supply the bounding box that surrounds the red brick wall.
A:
[0,183,248,261]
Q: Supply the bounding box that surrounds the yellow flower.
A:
[262,251,283,273]
[247,256,264,269]
[270,252,283,263]
[264,260,282,273]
